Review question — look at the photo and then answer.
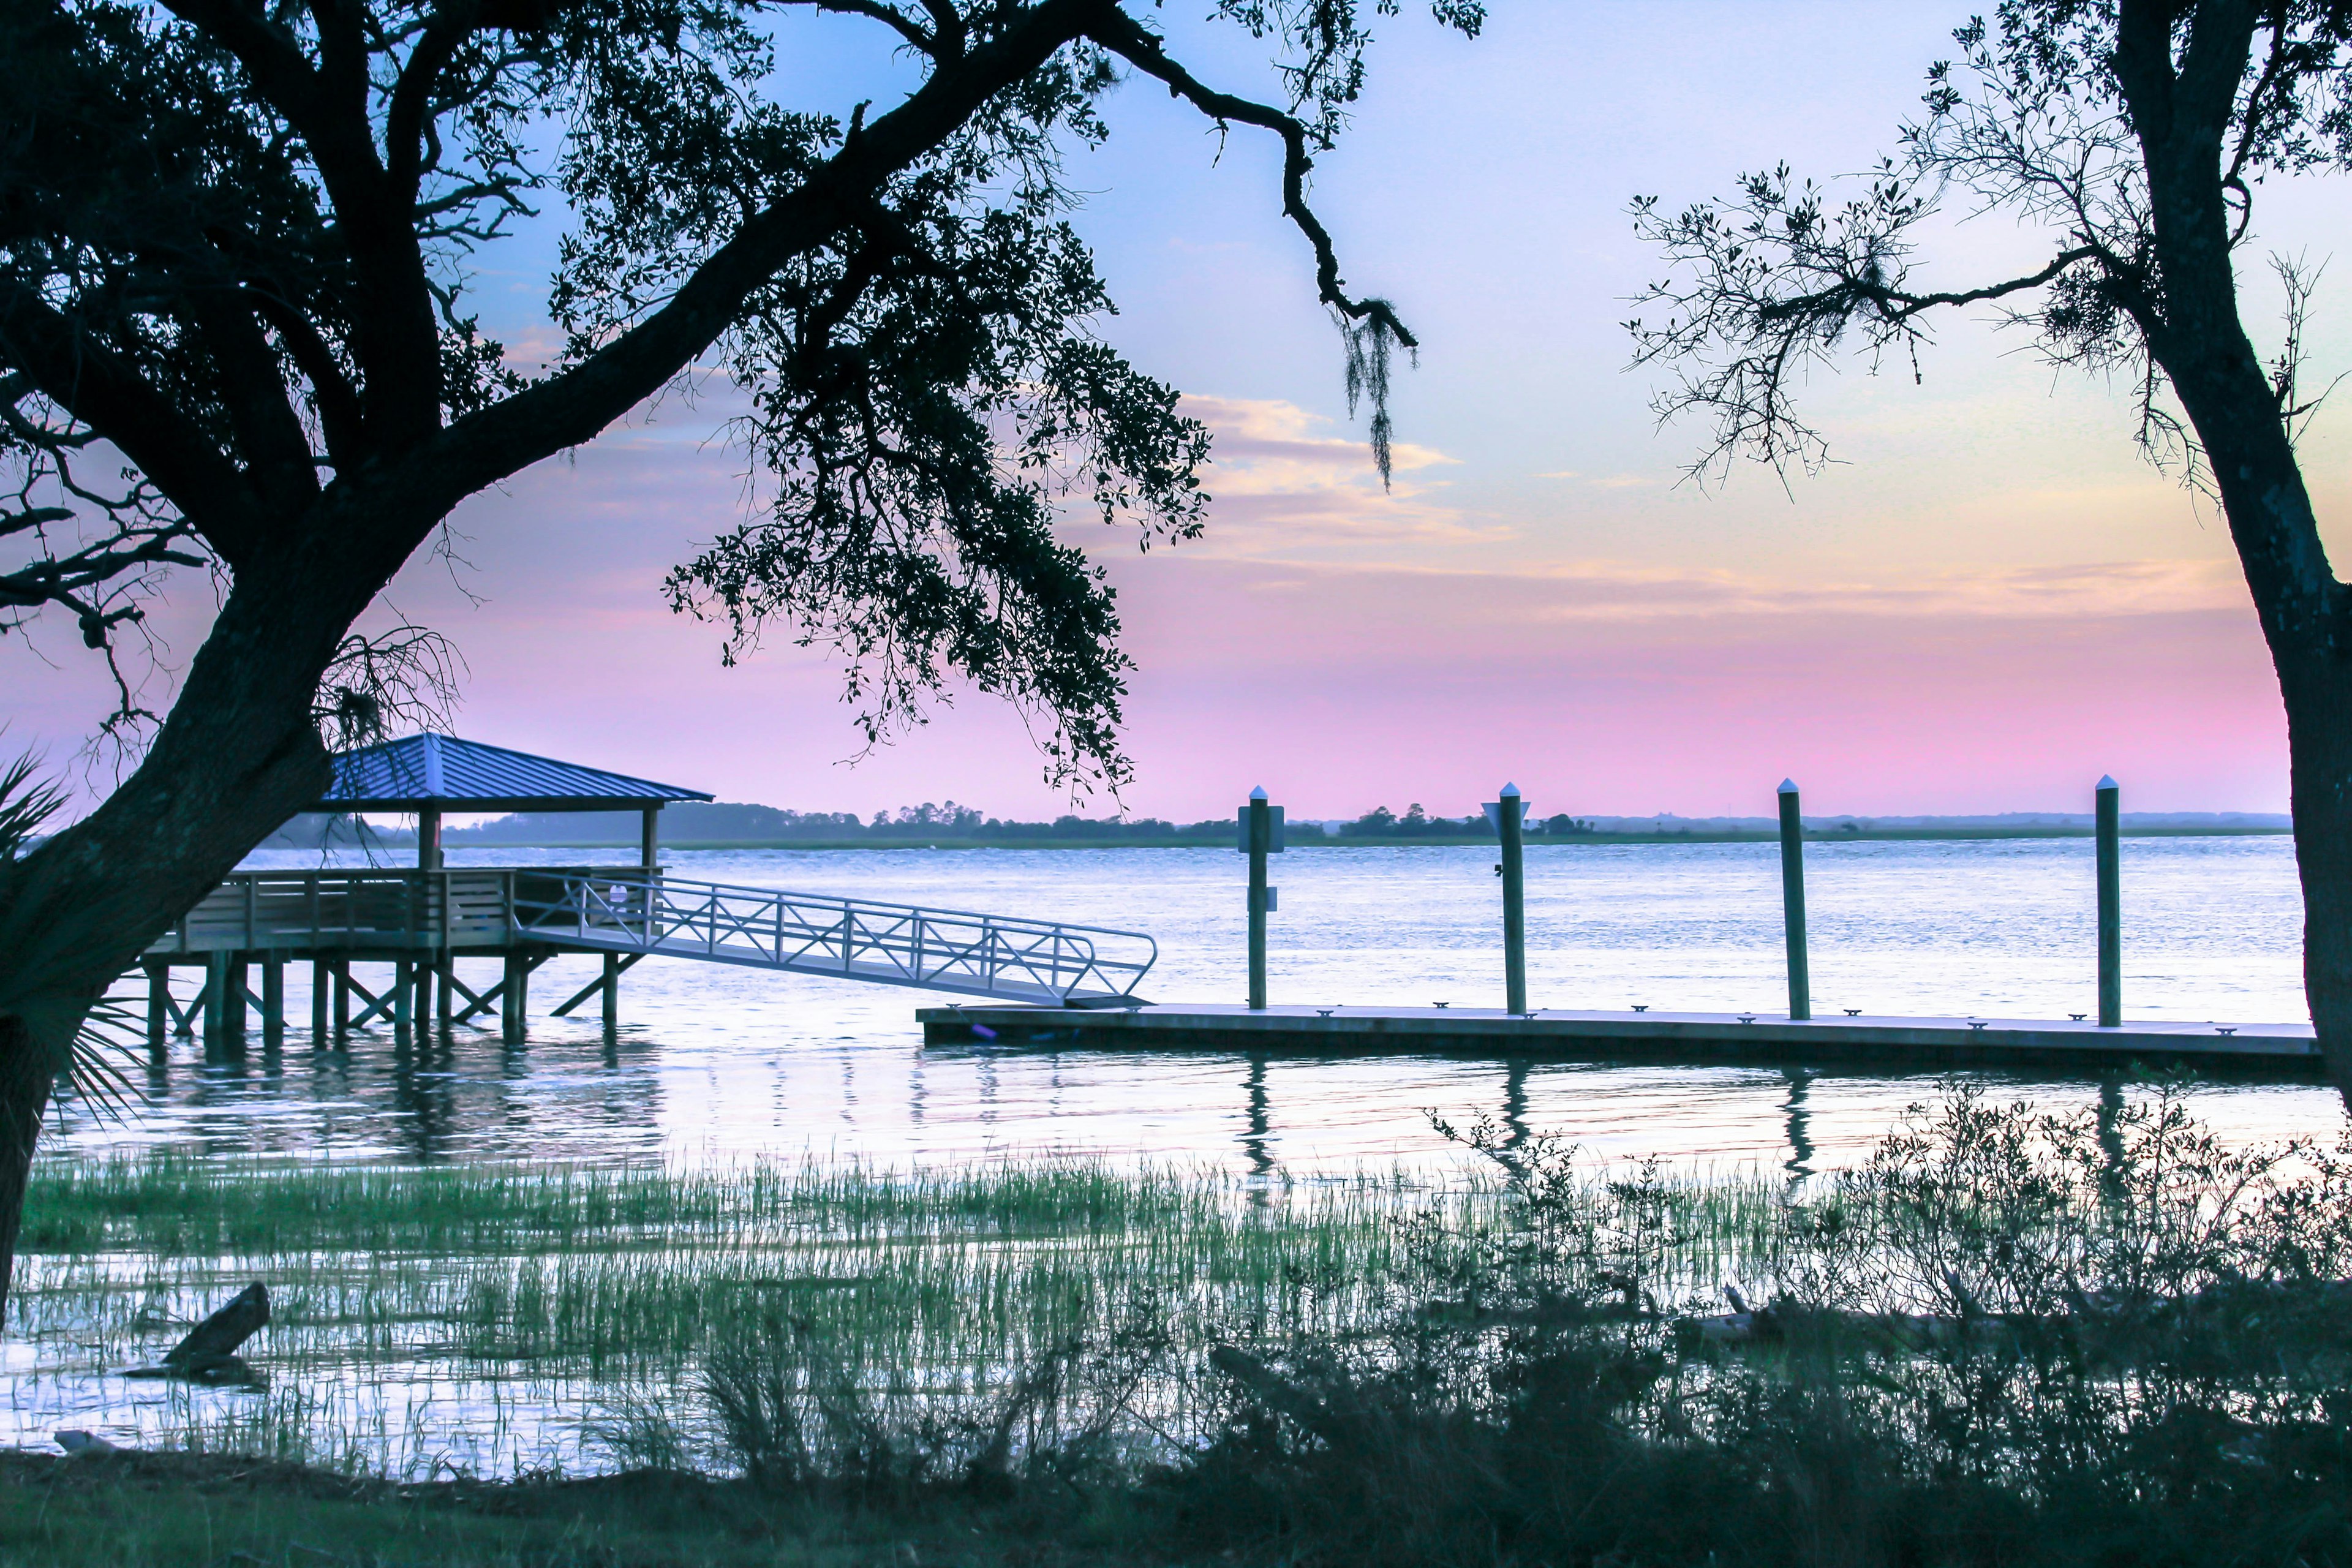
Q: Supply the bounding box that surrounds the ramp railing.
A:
[508,870,1156,1006]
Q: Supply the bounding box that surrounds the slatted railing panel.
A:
[511,872,1156,1004]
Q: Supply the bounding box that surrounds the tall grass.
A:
[15,1078,2346,1566]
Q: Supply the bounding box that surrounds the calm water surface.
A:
[61,835,2346,1174]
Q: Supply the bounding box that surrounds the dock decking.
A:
[917,1003,2323,1075]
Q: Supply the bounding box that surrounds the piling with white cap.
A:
[2097,775,2120,1027]
[1498,783,1528,1014]
[1777,779,1811,1022]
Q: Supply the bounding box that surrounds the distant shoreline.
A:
[368,823,2294,853]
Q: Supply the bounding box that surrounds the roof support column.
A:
[418,805,442,871]
[641,805,660,873]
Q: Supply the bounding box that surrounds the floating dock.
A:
[918,1003,2323,1076]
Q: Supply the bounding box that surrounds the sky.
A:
[14,1,2351,823]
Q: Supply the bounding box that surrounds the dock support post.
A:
[602,952,620,1028]
[262,955,284,1041]
[312,960,329,1041]
[203,952,229,1044]
[2097,775,2122,1027]
[438,957,454,1027]
[393,960,413,1039]
[144,960,169,1054]
[413,960,433,1036]
[1246,789,1270,1011]
[1498,783,1528,1014]
[222,954,249,1043]
[1777,780,1811,1022]
[502,952,527,1042]
[333,962,350,1038]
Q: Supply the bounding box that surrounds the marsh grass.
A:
[16,1082,2348,1568]
[6,1150,1793,1478]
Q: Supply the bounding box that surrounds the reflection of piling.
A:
[1777,780,1811,1022]
[2097,775,2121,1028]
[1498,783,1528,1015]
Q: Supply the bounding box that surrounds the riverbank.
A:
[0,1450,1128,1567]
[10,1088,2351,1567]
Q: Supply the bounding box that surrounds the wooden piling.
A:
[311,959,329,1040]
[333,961,350,1037]
[602,951,620,1027]
[502,952,526,1042]
[261,955,284,1040]
[393,960,413,1038]
[1777,781,1811,1022]
[1498,783,1528,1015]
[1246,790,1270,1011]
[2097,775,2121,1027]
[222,954,249,1041]
[203,952,229,1044]
[144,960,169,1053]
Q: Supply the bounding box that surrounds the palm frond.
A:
[0,750,145,1121]
[0,751,64,860]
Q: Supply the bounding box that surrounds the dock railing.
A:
[149,867,1157,1007]
[508,870,1157,1006]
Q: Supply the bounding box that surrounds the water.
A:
[59,835,2343,1175]
[17,834,2347,1472]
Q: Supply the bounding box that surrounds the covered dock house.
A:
[143,733,712,1045]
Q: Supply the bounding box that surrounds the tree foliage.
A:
[1627,1,2352,492]
[1,0,1481,790]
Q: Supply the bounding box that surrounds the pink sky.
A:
[6,4,2335,823]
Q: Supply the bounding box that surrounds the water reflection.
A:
[57,837,2350,1171]
[1781,1068,1817,1180]
[1242,1053,1273,1176]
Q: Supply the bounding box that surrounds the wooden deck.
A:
[916,1003,2323,1076]
[135,866,1159,1047]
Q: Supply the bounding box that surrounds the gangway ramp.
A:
[511,870,1156,1007]
[145,867,1158,1010]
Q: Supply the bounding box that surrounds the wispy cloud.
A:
[1131,553,2250,628]
[1175,395,1505,555]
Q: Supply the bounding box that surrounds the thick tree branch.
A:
[405,0,1099,519]
[157,0,445,450]
[1765,245,2106,327]
[244,290,369,464]
[1081,4,1418,350]
[386,4,478,191]
[0,282,258,559]
[179,280,323,512]
[807,0,936,53]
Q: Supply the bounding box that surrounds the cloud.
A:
[1174,395,1501,554]
[1124,553,2251,632]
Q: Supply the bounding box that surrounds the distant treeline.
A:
[266,799,1593,848]
[260,798,2290,850]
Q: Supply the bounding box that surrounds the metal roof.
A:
[317,733,714,812]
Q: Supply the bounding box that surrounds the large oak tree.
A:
[1630,0,2352,1098]
[0,0,1480,1324]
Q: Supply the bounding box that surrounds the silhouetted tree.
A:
[0,0,1483,1325]
[1629,1,2352,1097]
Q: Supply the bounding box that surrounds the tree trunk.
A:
[2280,654,2352,1101]
[0,534,389,1329]
[0,1015,53,1333]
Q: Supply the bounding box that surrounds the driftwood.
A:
[148,1283,269,1374]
